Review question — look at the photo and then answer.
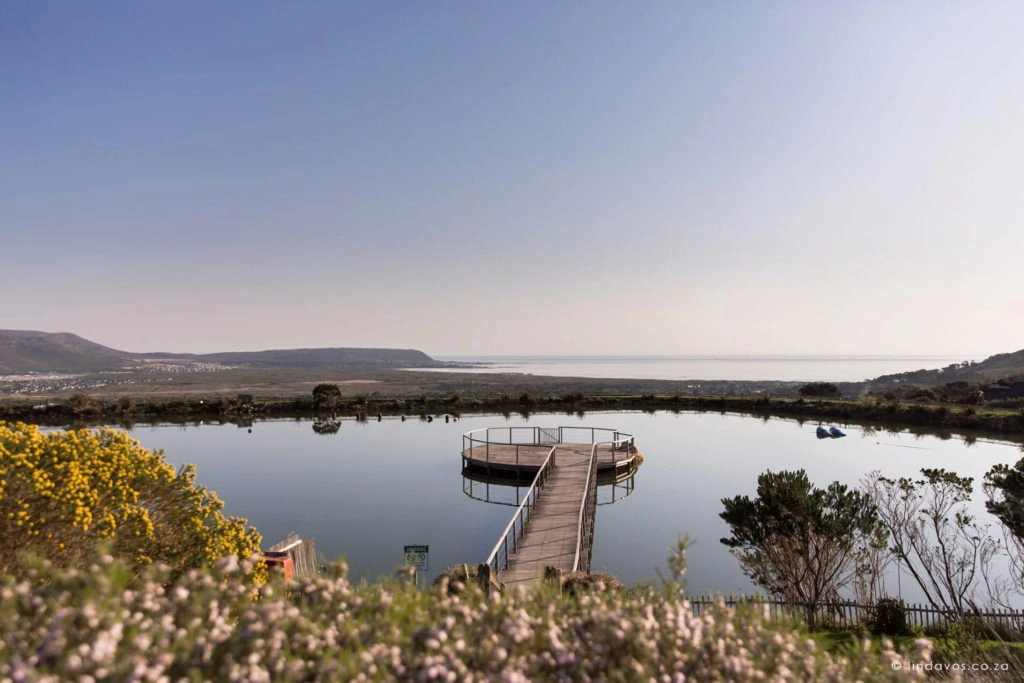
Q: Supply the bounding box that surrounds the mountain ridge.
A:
[0,330,440,373]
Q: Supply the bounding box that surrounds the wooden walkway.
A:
[499,445,592,587]
[466,426,636,590]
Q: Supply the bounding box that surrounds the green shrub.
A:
[799,383,841,399]
[311,383,341,408]
[868,598,909,636]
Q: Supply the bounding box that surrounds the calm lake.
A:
[130,411,1021,599]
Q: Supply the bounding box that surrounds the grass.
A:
[812,625,1024,678]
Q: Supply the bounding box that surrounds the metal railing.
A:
[482,446,556,576]
[572,432,635,573]
[462,426,636,470]
[463,468,638,507]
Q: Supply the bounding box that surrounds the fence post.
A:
[478,563,492,595]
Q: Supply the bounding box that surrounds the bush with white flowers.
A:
[0,555,936,681]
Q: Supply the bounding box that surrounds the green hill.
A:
[0,330,131,373]
[866,349,1024,388]
[0,330,441,374]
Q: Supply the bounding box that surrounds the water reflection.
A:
[462,463,639,508]
[312,419,341,435]
[123,411,1022,593]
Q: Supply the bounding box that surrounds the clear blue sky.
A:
[3,2,1022,355]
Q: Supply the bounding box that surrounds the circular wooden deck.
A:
[462,442,636,474]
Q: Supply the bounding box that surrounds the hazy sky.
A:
[3,2,1022,356]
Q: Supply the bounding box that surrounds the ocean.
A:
[430,355,978,383]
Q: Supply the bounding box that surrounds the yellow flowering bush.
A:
[0,422,263,582]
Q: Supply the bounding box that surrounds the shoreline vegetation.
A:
[1,553,946,681]
[2,389,1022,443]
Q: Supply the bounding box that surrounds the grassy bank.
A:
[1,391,1022,441]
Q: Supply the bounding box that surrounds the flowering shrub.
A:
[0,422,262,582]
[0,556,937,681]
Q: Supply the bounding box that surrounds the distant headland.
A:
[0,329,450,374]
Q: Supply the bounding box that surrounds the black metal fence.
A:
[685,596,1024,632]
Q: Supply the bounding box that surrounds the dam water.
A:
[127,410,1020,599]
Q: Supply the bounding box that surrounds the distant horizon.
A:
[0,327,1004,362]
[418,353,1000,382]
[1,327,1002,362]
[437,353,986,360]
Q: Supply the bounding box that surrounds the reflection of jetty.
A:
[462,427,639,589]
[463,462,637,506]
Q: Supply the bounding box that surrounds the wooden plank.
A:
[497,446,593,587]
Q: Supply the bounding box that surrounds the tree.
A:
[983,458,1024,606]
[985,458,1024,541]
[720,469,883,623]
[0,422,263,583]
[863,469,998,616]
[798,382,841,399]
[66,393,96,415]
[312,383,342,408]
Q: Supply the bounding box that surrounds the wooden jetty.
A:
[264,533,321,580]
[463,427,637,589]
